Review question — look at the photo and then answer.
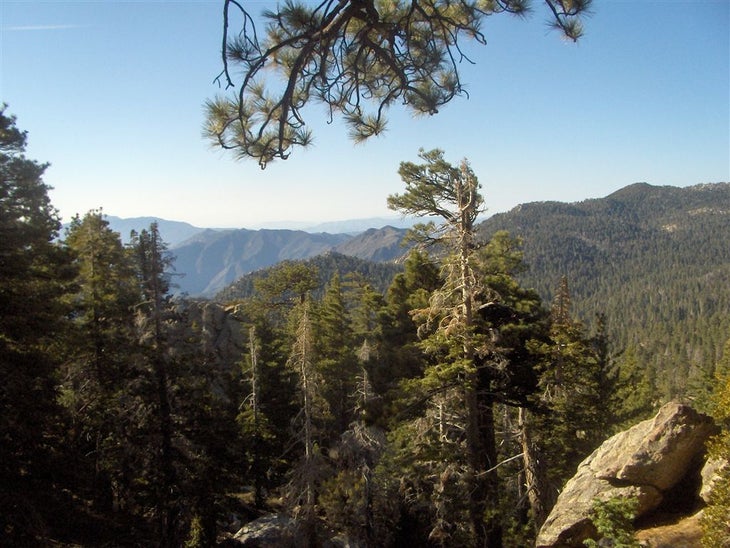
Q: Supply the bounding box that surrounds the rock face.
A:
[184,301,247,362]
[536,402,718,548]
[700,457,728,504]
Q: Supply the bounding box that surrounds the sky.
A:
[1,0,728,229]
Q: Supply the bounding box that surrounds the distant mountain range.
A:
[254,217,424,234]
[172,229,350,296]
[92,217,414,296]
[101,216,423,247]
[101,216,205,247]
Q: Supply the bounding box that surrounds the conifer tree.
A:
[61,209,140,510]
[287,298,331,544]
[124,225,242,545]
[174,306,243,548]
[315,272,358,434]
[388,149,504,546]
[230,300,299,492]
[701,342,730,547]
[0,106,74,541]
[610,346,656,430]
[237,325,274,507]
[254,260,319,307]
[474,230,548,537]
[319,339,389,547]
[526,276,607,516]
[232,260,323,499]
[381,228,547,544]
[129,222,180,546]
[381,249,442,385]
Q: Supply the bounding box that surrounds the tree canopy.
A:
[205,0,591,167]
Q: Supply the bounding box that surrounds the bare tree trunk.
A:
[248,326,266,508]
[519,407,548,530]
[290,303,319,546]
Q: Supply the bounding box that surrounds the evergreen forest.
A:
[478,184,730,416]
[2,108,729,547]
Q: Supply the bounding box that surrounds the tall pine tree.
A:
[61,210,140,512]
[0,106,74,542]
[388,149,502,546]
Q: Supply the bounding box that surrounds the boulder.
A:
[594,403,716,490]
[232,514,297,547]
[536,402,717,548]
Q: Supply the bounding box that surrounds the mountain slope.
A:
[478,182,730,398]
[332,225,409,262]
[171,228,352,296]
[167,223,411,296]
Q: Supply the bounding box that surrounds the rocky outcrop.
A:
[536,402,718,548]
[231,514,297,547]
[184,301,247,361]
[228,514,362,547]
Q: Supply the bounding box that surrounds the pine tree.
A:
[387,148,494,545]
[474,230,548,537]
[286,298,331,544]
[253,260,319,308]
[122,225,243,545]
[384,150,551,546]
[0,106,74,542]
[314,272,358,435]
[610,346,656,430]
[702,339,730,548]
[237,325,273,507]
[207,0,590,166]
[61,209,140,511]
[173,305,243,548]
[381,249,442,385]
[319,342,389,547]
[526,276,608,517]
[129,222,180,546]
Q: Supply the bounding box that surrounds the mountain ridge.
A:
[96,215,423,247]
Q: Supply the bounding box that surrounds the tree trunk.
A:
[519,407,548,530]
[248,326,265,508]
[480,398,503,548]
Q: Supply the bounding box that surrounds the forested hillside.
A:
[479,182,730,403]
[216,251,404,302]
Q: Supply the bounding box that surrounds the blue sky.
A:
[1,0,728,228]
